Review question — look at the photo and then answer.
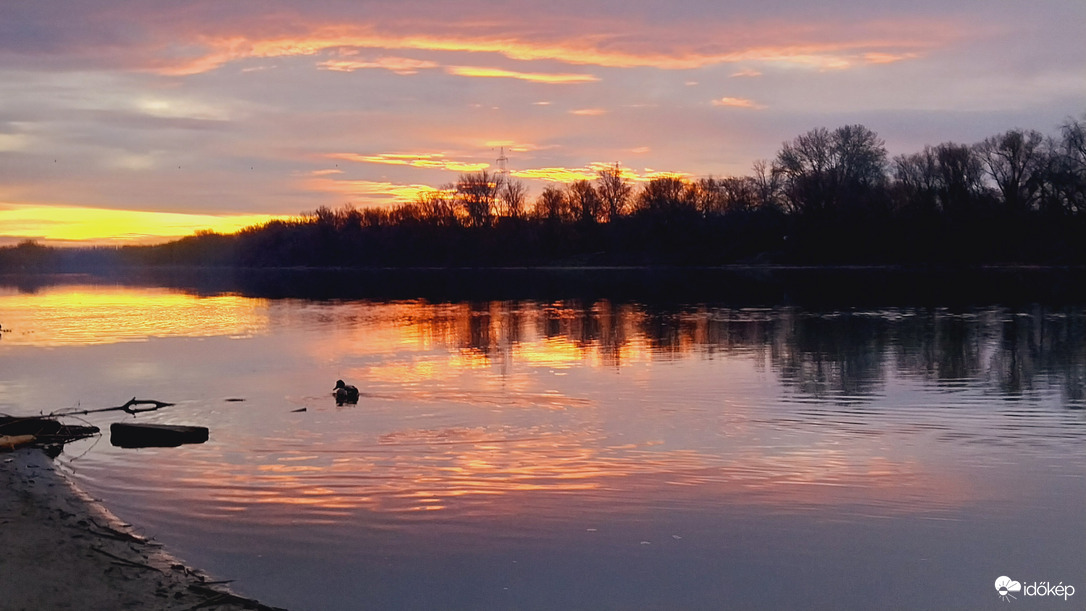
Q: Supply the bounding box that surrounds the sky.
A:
[1,0,1083,245]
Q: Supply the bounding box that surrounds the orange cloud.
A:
[446,66,599,84]
[570,108,607,116]
[712,96,767,110]
[863,51,919,64]
[303,176,439,203]
[317,56,439,74]
[144,18,954,76]
[327,152,489,173]
[511,167,599,182]
[483,140,553,153]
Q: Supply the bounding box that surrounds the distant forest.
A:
[3,115,1085,271]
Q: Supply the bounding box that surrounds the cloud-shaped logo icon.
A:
[995,576,1022,601]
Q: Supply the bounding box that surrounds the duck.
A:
[333,379,360,404]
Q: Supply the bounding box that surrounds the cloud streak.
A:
[154,28,950,76]
[317,56,440,74]
[327,153,490,173]
[712,97,767,110]
[445,66,599,84]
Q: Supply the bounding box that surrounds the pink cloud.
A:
[712,97,767,110]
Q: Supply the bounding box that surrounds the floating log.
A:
[110,423,209,448]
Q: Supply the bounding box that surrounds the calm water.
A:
[1,274,1084,610]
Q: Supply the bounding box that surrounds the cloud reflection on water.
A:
[2,285,1081,526]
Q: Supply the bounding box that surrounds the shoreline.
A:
[0,448,285,611]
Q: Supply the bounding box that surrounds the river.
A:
[1,269,1083,610]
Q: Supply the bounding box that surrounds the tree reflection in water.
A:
[403,299,1085,408]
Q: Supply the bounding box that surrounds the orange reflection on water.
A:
[28,292,1031,532]
[308,300,652,383]
[0,285,268,346]
[161,420,977,527]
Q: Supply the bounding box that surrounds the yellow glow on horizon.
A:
[0,204,279,246]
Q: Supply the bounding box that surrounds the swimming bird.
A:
[333,379,360,404]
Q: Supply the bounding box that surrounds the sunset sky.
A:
[1,0,1083,245]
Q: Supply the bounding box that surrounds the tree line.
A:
[3,115,1084,270]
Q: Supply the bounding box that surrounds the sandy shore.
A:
[0,448,286,611]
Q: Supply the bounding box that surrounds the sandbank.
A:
[0,448,285,611]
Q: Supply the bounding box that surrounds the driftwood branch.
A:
[186,584,288,611]
[1,398,175,449]
[90,546,164,574]
[48,397,176,417]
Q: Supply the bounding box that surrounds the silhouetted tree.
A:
[498,179,528,219]
[684,178,717,215]
[456,171,501,228]
[18,119,1084,272]
[567,179,602,223]
[975,129,1046,213]
[751,159,783,210]
[718,177,760,213]
[634,176,691,215]
[596,163,633,221]
[1037,115,1086,216]
[535,185,571,222]
[894,143,983,217]
[774,125,887,216]
[416,187,459,227]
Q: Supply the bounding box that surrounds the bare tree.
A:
[686,177,724,215]
[774,125,887,215]
[895,143,984,216]
[567,179,602,223]
[596,163,633,221]
[455,171,502,228]
[498,179,528,219]
[535,185,571,222]
[935,143,984,214]
[415,186,459,227]
[635,176,690,214]
[975,129,1045,213]
[1040,115,1086,215]
[751,159,782,211]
